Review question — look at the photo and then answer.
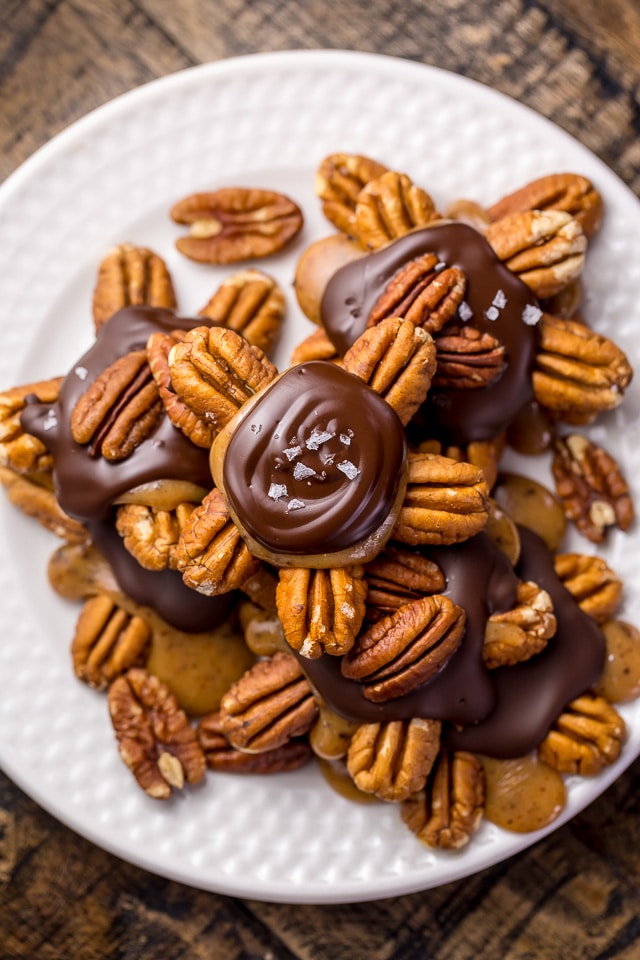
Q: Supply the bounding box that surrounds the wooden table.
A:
[2,1,640,956]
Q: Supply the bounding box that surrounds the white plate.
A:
[1,50,640,905]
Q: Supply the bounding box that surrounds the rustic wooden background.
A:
[2,1,640,957]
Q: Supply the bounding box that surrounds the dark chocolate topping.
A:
[320,222,541,443]
[21,306,212,521]
[222,361,407,556]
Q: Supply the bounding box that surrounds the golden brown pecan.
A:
[483,580,556,669]
[197,710,311,773]
[433,323,506,390]
[70,349,163,460]
[147,330,214,448]
[413,437,504,491]
[393,452,489,546]
[218,651,318,753]
[538,694,625,776]
[0,378,62,475]
[354,171,438,251]
[0,466,87,542]
[72,594,150,689]
[92,243,177,332]
[168,325,277,431]
[290,327,340,366]
[238,564,279,615]
[533,314,632,421]
[554,552,622,624]
[170,187,303,264]
[401,751,485,849]
[116,502,195,572]
[315,152,389,235]
[341,595,465,702]
[175,487,261,596]
[363,544,445,621]
[487,173,604,240]
[551,434,634,543]
[342,317,436,426]
[108,667,206,799]
[198,269,286,356]
[276,565,367,659]
[346,717,441,802]
[485,210,586,299]
[368,253,466,335]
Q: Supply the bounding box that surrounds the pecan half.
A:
[175,488,261,596]
[401,751,485,849]
[485,210,586,298]
[170,187,303,264]
[342,317,436,426]
[197,711,311,773]
[533,314,632,421]
[538,694,626,776]
[147,330,214,448]
[487,173,604,239]
[346,717,441,802]
[276,565,367,659]
[342,595,465,701]
[198,269,286,356]
[168,325,277,431]
[413,437,504,491]
[290,327,340,366]
[70,350,163,460]
[92,243,177,332]
[218,651,318,753]
[433,323,506,389]
[0,466,87,542]
[315,152,389,235]
[116,502,195,572]
[72,594,150,689]
[551,434,634,543]
[364,544,445,621]
[483,580,556,669]
[554,552,622,624]
[354,171,438,251]
[393,452,489,546]
[0,378,62,475]
[368,253,466,335]
[108,668,206,799]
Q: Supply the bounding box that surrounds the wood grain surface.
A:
[2,1,640,957]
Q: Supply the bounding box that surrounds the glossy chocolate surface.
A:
[320,222,541,443]
[221,361,407,555]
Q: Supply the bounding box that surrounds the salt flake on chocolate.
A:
[458,301,473,322]
[306,428,335,450]
[287,498,306,511]
[42,409,58,431]
[522,304,543,326]
[492,289,507,309]
[74,366,89,381]
[284,444,302,460]
[293,462,316,480]
[268,483,288,501]
[337,460,360,480]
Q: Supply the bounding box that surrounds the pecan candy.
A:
[367,252,466,334]
[108,668,206,799]
[363,544,445,622]
[218,651,318,753]
[168,325,277,432]
[554,552,622,624]
[116,502,195,572]
[485,210,586,299]
[72,594,150,689]
[354,170,438,251]
[198,269,286,356]
[432,323,506,390]
[551,434,634,543]
[315,152,389,235]
[401,751,485,850]
[276,565,367,659]
[175,488,261,596]
[346,717,442,802]
[483,580,556,669]
[0,378,62,475]
[533,314,632,421]
[487,173,604,240]
[342,595,466,702]
[538,693,626,776]
[0,466,86,543]
[147,330,214,448]
[342,317,437,426]
[170,187,303,264]
[92,243,177,332]
[393,452,489,546]
[198,710,311,773]
[70,349,162,460]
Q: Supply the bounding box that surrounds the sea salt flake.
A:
[485,306,500,322]
[337,460,360,480]
[522,304,543,326]
[42,411,58,431]
[306,428,335,450]
[434,261,446,273]
[293,462,316,480]
[284,444,302,460]
[492,289,507,309]
[458,301,473,322]
[287,498,306,511]
[268,483,288,501]
[339,432,353,446]
[74,366,88,381]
